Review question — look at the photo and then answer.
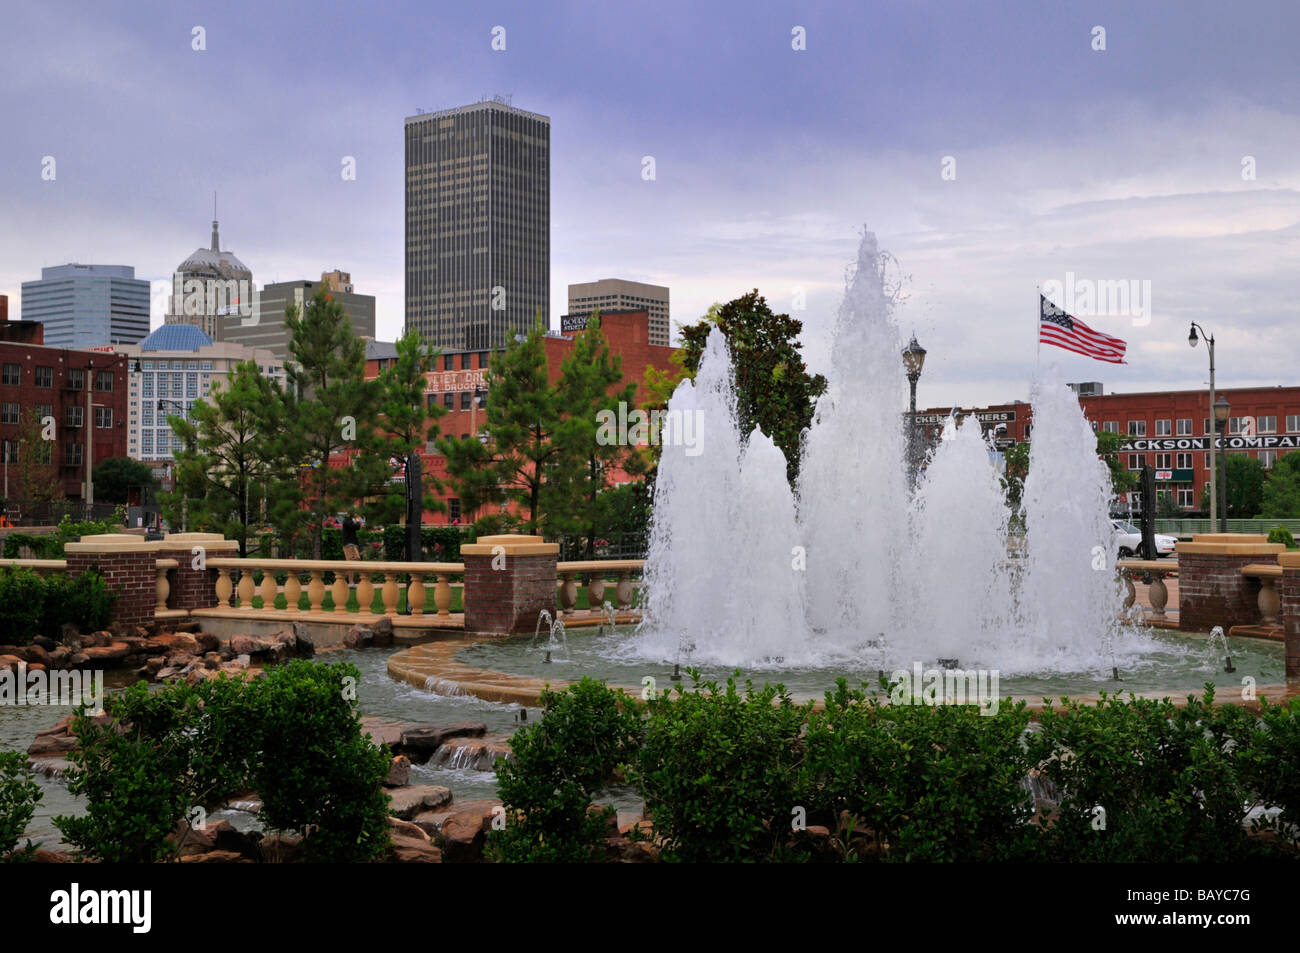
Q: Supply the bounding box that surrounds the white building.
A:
[97,324,284,466]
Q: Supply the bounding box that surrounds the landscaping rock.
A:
[417,799,501,836]
[371,617,394,646]
[33,636,57,653]
[399,722,488,762]
[387,785,453,819]
[439,804,500,862]
[343,625,373,649]
[429,736,512,771]
[0,655,22,673]
[258,834,302,863]
[180,850,248,864]
[83,642,130,663]
[384,755,411,788]
[360,717,405,749]
[390,834,443,863]
[21,644,52,667]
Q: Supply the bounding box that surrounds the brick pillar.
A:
[64,534,163,627]
[461,535,559,637]
[1279,553,1300,679]
[1176,534,1284,634]
[156,532,240,611]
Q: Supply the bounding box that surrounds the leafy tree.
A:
[677,291,826,483]
[1200,453,1265,518]
[546,315,639,554]
[6,408,62,502]
[1262,452,1300,519]
[368,329,447,526]
[440,319,561,533]
[277,288,390,558]
[90,457,157,505]
[1001,441,1030,513]
[163,361,286,555]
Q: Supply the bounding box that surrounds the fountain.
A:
[445,230,1286,700]
[532,610,569,663]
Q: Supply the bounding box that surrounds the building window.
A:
[1155,419,1171,436]
[35,366,53,388]
[1205,453,1212,469]
[2,440,19,464]
[1288,415,1300,434]
[67,368,85,390]
[1127,420,1147,437]
[142,375,154,398]
[200,361,213,371]
[1,364,19,386]
[1258,415,1277,434]
[95,406,112,428]
[460,391,472,410]
[0,402,18,424]
[187,374,198,398]
[1176,418,1193,435]
[443,392,454,409]
[1260,451,1279,469]
[1155,453,1172,469]
[426,393,438,412]
[1176,452,1194,469]
[142,432,153,453]
[1127,453,1146,470]
[1228,417,1247,435]
[66,405,84,428]
[142,360,154,370]
[95,370,113,391]
[65,444,83,467]
[1178,487,1194,507]
[34,403,52,423]
[187,361,198,371]
[448,499,461,522]
[444,354,455,371]
[1102,421,1118,434]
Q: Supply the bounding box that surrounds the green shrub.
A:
[1237,696,1300,851]
[1024,687,1274,861]
[380,525,476,561]
[57,663,391,863]
[252,661,391,862]
[633,675,814,862]
[1,533,67,559]
[489,678,642,862]
[0,567,116,645]
[0,751,42,862]
[799,679,1039,861]
[1268,526,1297,549]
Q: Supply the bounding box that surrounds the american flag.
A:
[1039,295,1127,363]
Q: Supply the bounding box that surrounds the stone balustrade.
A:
[206,558,466,618]
[556,559,644,615]
[1117,558,1175,620]
[1241,564,1282,627]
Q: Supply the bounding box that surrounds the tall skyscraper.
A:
[165,219,254,339]
[405,99,550,350]
[21,263,150,348]
[568,279,671,347]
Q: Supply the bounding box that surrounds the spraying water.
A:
[633,228,1152,675]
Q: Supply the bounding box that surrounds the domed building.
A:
[164,219,254,339]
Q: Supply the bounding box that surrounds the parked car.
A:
[1112,519,1177,558]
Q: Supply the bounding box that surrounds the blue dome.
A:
[140,324,214,352]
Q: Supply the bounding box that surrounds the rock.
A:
[258,834,302,863]
[218,646,235,661]
[21,644,52,667]
[229,634,269,656]
[387,816,430,842]
[67,652,89,668]
[85,630,113,648]
[0,655,22,673]
[169,819,218,857]
[398,722,488,762]
[439,806,496,862]
[184,667,215,685]
[32,848,74,863]
[28,732,79,757]
[195,632,220,654]
[384,755,411,788]
[371,616,394,647]
[342,625,372,650]
[389,834,442,863]
[83,643,130,663]
[224,794,263,814]
[29,758,73,778]
[291,623,315,658]
[361,717,405,749]
[144,656,166,674]
[49,646,70,665]
[387,785,454,819]
[155,666,180,682]
[430,737,512,771]
[417,799,501,836]
[218,661,249,678]
[180,850,248,863]
[33,636,57,653]
[212,824,260,858]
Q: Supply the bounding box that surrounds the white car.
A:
[1112,519,1176,559]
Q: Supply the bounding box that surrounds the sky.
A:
[2,0,1297,409]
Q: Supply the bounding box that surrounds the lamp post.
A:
[1188,323,1217,525]
[469,385,487,439]
[1214,394,1230,533]
[902,334,926,489]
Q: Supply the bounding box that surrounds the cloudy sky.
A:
[2,0,1297,408]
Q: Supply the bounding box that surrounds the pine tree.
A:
[164,361,286,555]
[278,287,388,558]
[370,328,448,525]
[440,319,561,533]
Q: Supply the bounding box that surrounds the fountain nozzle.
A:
[544,649,552,664]
[670,663,681,682]
[1111,666,1122,681]
[1225,655,1235,673]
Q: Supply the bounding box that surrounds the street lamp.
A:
[1189,322,1218,525]
[902,334,926,489]
[1214,394,1230,533]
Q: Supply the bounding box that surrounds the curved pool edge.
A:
[386,637,1300,712]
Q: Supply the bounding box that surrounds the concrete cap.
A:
[65,533,164,555]
[461,534,559,557]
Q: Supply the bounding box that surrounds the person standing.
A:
[342,512,362,586]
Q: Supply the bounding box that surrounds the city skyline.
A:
[1,1,1297,410]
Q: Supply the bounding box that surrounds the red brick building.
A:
[0,333,131,502]
[919,383,1300,513]
[363,310,679,524]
